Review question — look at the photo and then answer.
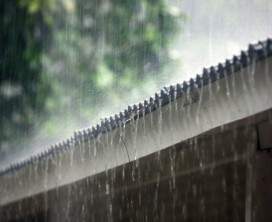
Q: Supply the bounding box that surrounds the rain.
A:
[0,0,272,221]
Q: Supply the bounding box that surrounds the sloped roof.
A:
[0,38,271,176]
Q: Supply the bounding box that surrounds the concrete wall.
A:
[1,109,271,222]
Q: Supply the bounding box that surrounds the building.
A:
[0,39,272,222]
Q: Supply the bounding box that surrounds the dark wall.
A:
[1,110,272,222]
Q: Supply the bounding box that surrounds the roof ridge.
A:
[1,38,271,176]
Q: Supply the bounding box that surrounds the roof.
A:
[0,38,271,176]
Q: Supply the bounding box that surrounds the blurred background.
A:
[0,0,272,168]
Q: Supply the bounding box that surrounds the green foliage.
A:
[76,0,179,78]
[45,0,182,119]
[0,0,50,153]
[0,0,182,154]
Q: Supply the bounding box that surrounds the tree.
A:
[44,0,182,128]
[0,0,182,156]
[0,0,50,154]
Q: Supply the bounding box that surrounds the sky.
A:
[167,0,272,83]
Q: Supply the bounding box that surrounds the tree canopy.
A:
[0,0,50,153]
[0,0,182,156]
